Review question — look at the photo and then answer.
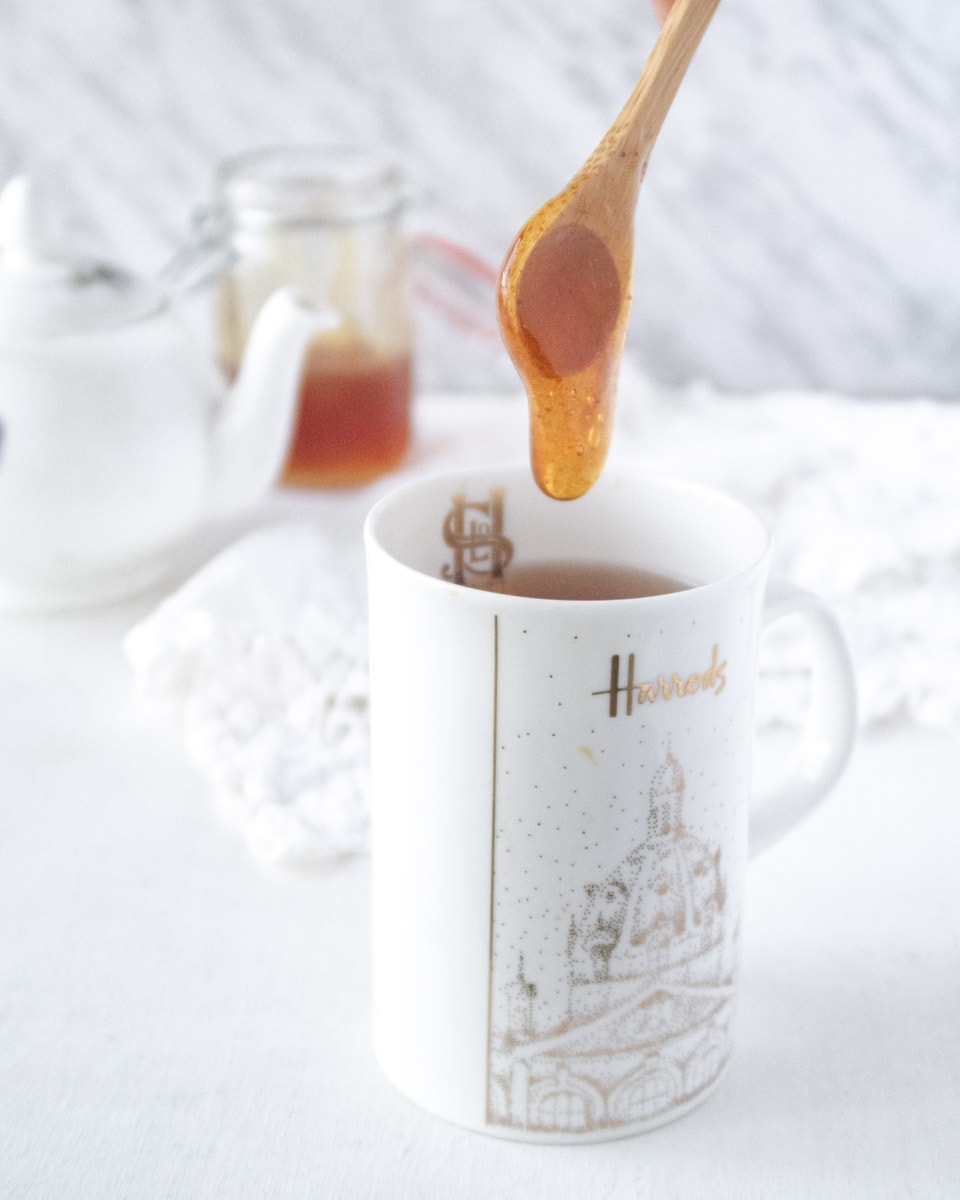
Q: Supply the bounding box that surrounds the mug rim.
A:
[364,461,772,606]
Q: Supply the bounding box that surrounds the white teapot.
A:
[0,176,335,610]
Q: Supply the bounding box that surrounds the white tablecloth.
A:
[3,394,958,1199]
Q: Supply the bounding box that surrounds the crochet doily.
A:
[125,524,370,865]
[618,379,960,730]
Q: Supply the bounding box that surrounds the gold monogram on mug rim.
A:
[441,489,514,585]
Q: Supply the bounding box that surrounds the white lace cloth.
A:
[620,379,960,730]
[124,385,960,865]
[124,524,370,865]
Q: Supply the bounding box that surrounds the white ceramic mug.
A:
[364,464,857,1143]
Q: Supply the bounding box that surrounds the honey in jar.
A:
[282,333,412,488]
[214,145,415,488]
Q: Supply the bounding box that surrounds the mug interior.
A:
[366,463,770,593]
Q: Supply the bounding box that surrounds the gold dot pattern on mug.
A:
[486,620,747,1135]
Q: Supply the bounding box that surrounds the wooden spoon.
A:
[497,0,721,500]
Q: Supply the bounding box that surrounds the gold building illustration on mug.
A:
[487,752,738,1134]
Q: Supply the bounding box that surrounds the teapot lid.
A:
[0,175,163,340]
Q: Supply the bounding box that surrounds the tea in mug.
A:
[467,560,689,601]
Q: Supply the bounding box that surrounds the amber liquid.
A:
[280,340,412,488]
[468,560,688,601]
[499,221,630,501]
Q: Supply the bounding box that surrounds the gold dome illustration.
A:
[490,751,737,1135]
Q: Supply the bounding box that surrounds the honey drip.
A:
[498,218,632,501]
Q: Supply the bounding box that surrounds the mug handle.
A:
[749,576,858,858]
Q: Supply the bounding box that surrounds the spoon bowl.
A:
[498,0,721,499]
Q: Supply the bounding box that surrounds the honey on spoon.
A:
[498,0,721,500]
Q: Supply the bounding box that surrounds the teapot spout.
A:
[209,287,337,517]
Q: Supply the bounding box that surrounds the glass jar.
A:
[214,145,415,488]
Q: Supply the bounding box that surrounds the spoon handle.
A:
[582,0,721,184]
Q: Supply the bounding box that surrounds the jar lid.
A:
[216,145,409,228]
